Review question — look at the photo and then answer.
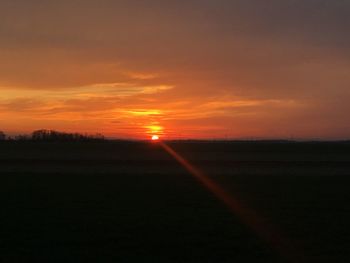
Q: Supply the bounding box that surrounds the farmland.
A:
[0,141,349,262]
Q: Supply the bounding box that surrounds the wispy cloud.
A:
[0,1,349,138]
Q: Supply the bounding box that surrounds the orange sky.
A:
[1,1,350,139]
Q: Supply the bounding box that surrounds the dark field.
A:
[1,141,350,262]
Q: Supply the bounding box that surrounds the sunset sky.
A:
[1,1,349,139]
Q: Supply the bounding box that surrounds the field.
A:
[0,141,350,262]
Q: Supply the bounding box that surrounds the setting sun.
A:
[152,135,160,141]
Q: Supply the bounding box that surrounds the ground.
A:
[0,141,349,262]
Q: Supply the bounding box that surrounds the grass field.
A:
[0,141,350,262]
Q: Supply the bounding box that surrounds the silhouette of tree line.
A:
[0,131,5,140]
[0,130,105,141]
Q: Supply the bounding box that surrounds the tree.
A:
[14,134,30,141]
[31,129,106,141]
[32,129,51,141]
[0,131,6,140]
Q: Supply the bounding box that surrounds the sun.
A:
[152,135,159,141]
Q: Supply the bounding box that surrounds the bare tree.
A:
[15,134,30,141]
[32,129,51,140]
[0,131,6,140]
[31,130,105,141]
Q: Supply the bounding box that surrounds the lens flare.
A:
[159,141,304,263]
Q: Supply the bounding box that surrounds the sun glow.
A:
[152,135,159,141]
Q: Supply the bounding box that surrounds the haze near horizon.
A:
[1,1,349,139]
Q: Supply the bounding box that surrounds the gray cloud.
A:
[0,0,349,138]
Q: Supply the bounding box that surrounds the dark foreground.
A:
[0,141,350,262]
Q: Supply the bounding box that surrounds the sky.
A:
[0,0,349,139]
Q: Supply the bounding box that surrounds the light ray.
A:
[160,141,305,263]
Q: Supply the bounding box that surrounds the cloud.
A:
[0,0,349,138]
